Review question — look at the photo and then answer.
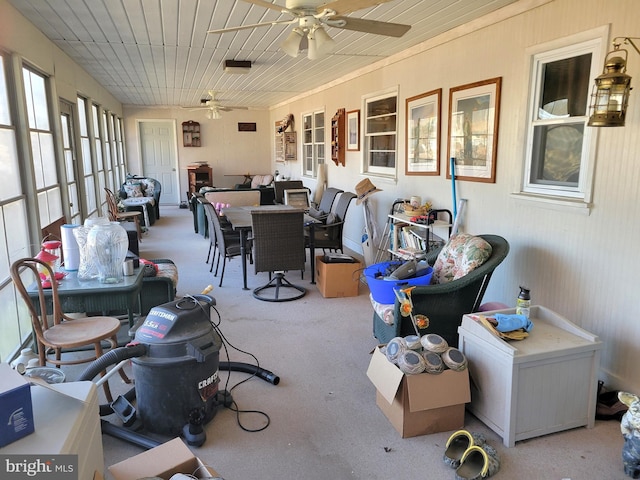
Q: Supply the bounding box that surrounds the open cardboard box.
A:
[108,437,219,480]
[367,346,471,438]
[315,255,361,298]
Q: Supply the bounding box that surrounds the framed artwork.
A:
[238,122,257,131]
[405,88,441,175]
[446,77,501,183]
[346,109,360,151]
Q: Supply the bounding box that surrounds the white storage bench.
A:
[458,306,602,447]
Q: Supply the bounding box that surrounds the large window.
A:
[363,88,398,177]
[522,35,604,204]
[23,66,63,227]
[78,96,98,216]
[59,101,81,224]
[0,54,33,361]
[115,116,126,185]
[103,110,114,192]
[92,104,106,213]
[302,110,325,177]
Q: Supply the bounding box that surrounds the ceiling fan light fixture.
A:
[205,108,222,120]
[282,27,305,57]
[307,24,334,60]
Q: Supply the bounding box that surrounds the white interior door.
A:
[139,120,179,205]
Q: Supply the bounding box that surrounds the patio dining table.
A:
[222,205,320,290]
[26,267,145,327]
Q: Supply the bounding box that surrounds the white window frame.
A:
[362,86,398,178]
[301,109,325,178]
[519,28,608,209]
[23,65,63,228]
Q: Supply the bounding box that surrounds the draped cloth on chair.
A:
[313,163,327,206]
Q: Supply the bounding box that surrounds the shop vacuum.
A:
[80,293,279,449]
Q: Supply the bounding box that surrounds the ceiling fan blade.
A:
[319,0,394,16]
[240,0,289,13]
[208,19,294,34]
[329,16,410,37]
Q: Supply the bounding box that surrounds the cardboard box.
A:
[0,363,34,447]
[108,437,220,480]
[367,346,470,438]
[315,255,362,298]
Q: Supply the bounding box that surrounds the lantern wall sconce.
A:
[588,36,640,127]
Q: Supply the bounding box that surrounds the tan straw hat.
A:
[355,178,382,204]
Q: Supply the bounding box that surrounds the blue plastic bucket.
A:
[364,261,433,304]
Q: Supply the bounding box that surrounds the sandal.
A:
[443,430,486,468]
[455,444,500,480]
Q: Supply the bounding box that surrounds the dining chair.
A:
[204,203,247,287]
[273,180,304,204]
[251,209,306,302]
[203,202,240,274]
[10,257,124,402]
[105,187,143,242]
[305,191,357,256]
[310,187,343,221]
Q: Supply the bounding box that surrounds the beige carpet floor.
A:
[62,206,626,480]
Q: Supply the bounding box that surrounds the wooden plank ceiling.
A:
[8,0,521,110]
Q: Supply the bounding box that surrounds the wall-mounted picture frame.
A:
[405,88,441,176]
[346,109,360,151]
[446,77,501,183]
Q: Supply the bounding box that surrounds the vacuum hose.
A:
[220,361,280,385]
[79,343,147,416]
[80,343,147,381]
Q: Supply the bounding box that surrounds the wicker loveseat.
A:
[371,234,510,346]
[119,176,162,225]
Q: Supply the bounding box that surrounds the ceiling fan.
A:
[207,0,411,60]
[184,91,248,119]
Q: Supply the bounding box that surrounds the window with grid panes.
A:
[363,89,398,177]
[522,33,604,205]
[77,96,98,216]
[302,110,325,177]
[23,65,63,227]
[0,54,34,361]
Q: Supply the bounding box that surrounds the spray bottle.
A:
[516,286,531,318]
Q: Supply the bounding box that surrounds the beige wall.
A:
[122,106,271,196]
[267,0,640,393]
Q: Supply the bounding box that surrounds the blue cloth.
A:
[493,313,534,332]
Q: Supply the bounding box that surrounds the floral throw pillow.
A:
[140,179,155,197]
[124,182,144,198]
[431,233,492,284]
